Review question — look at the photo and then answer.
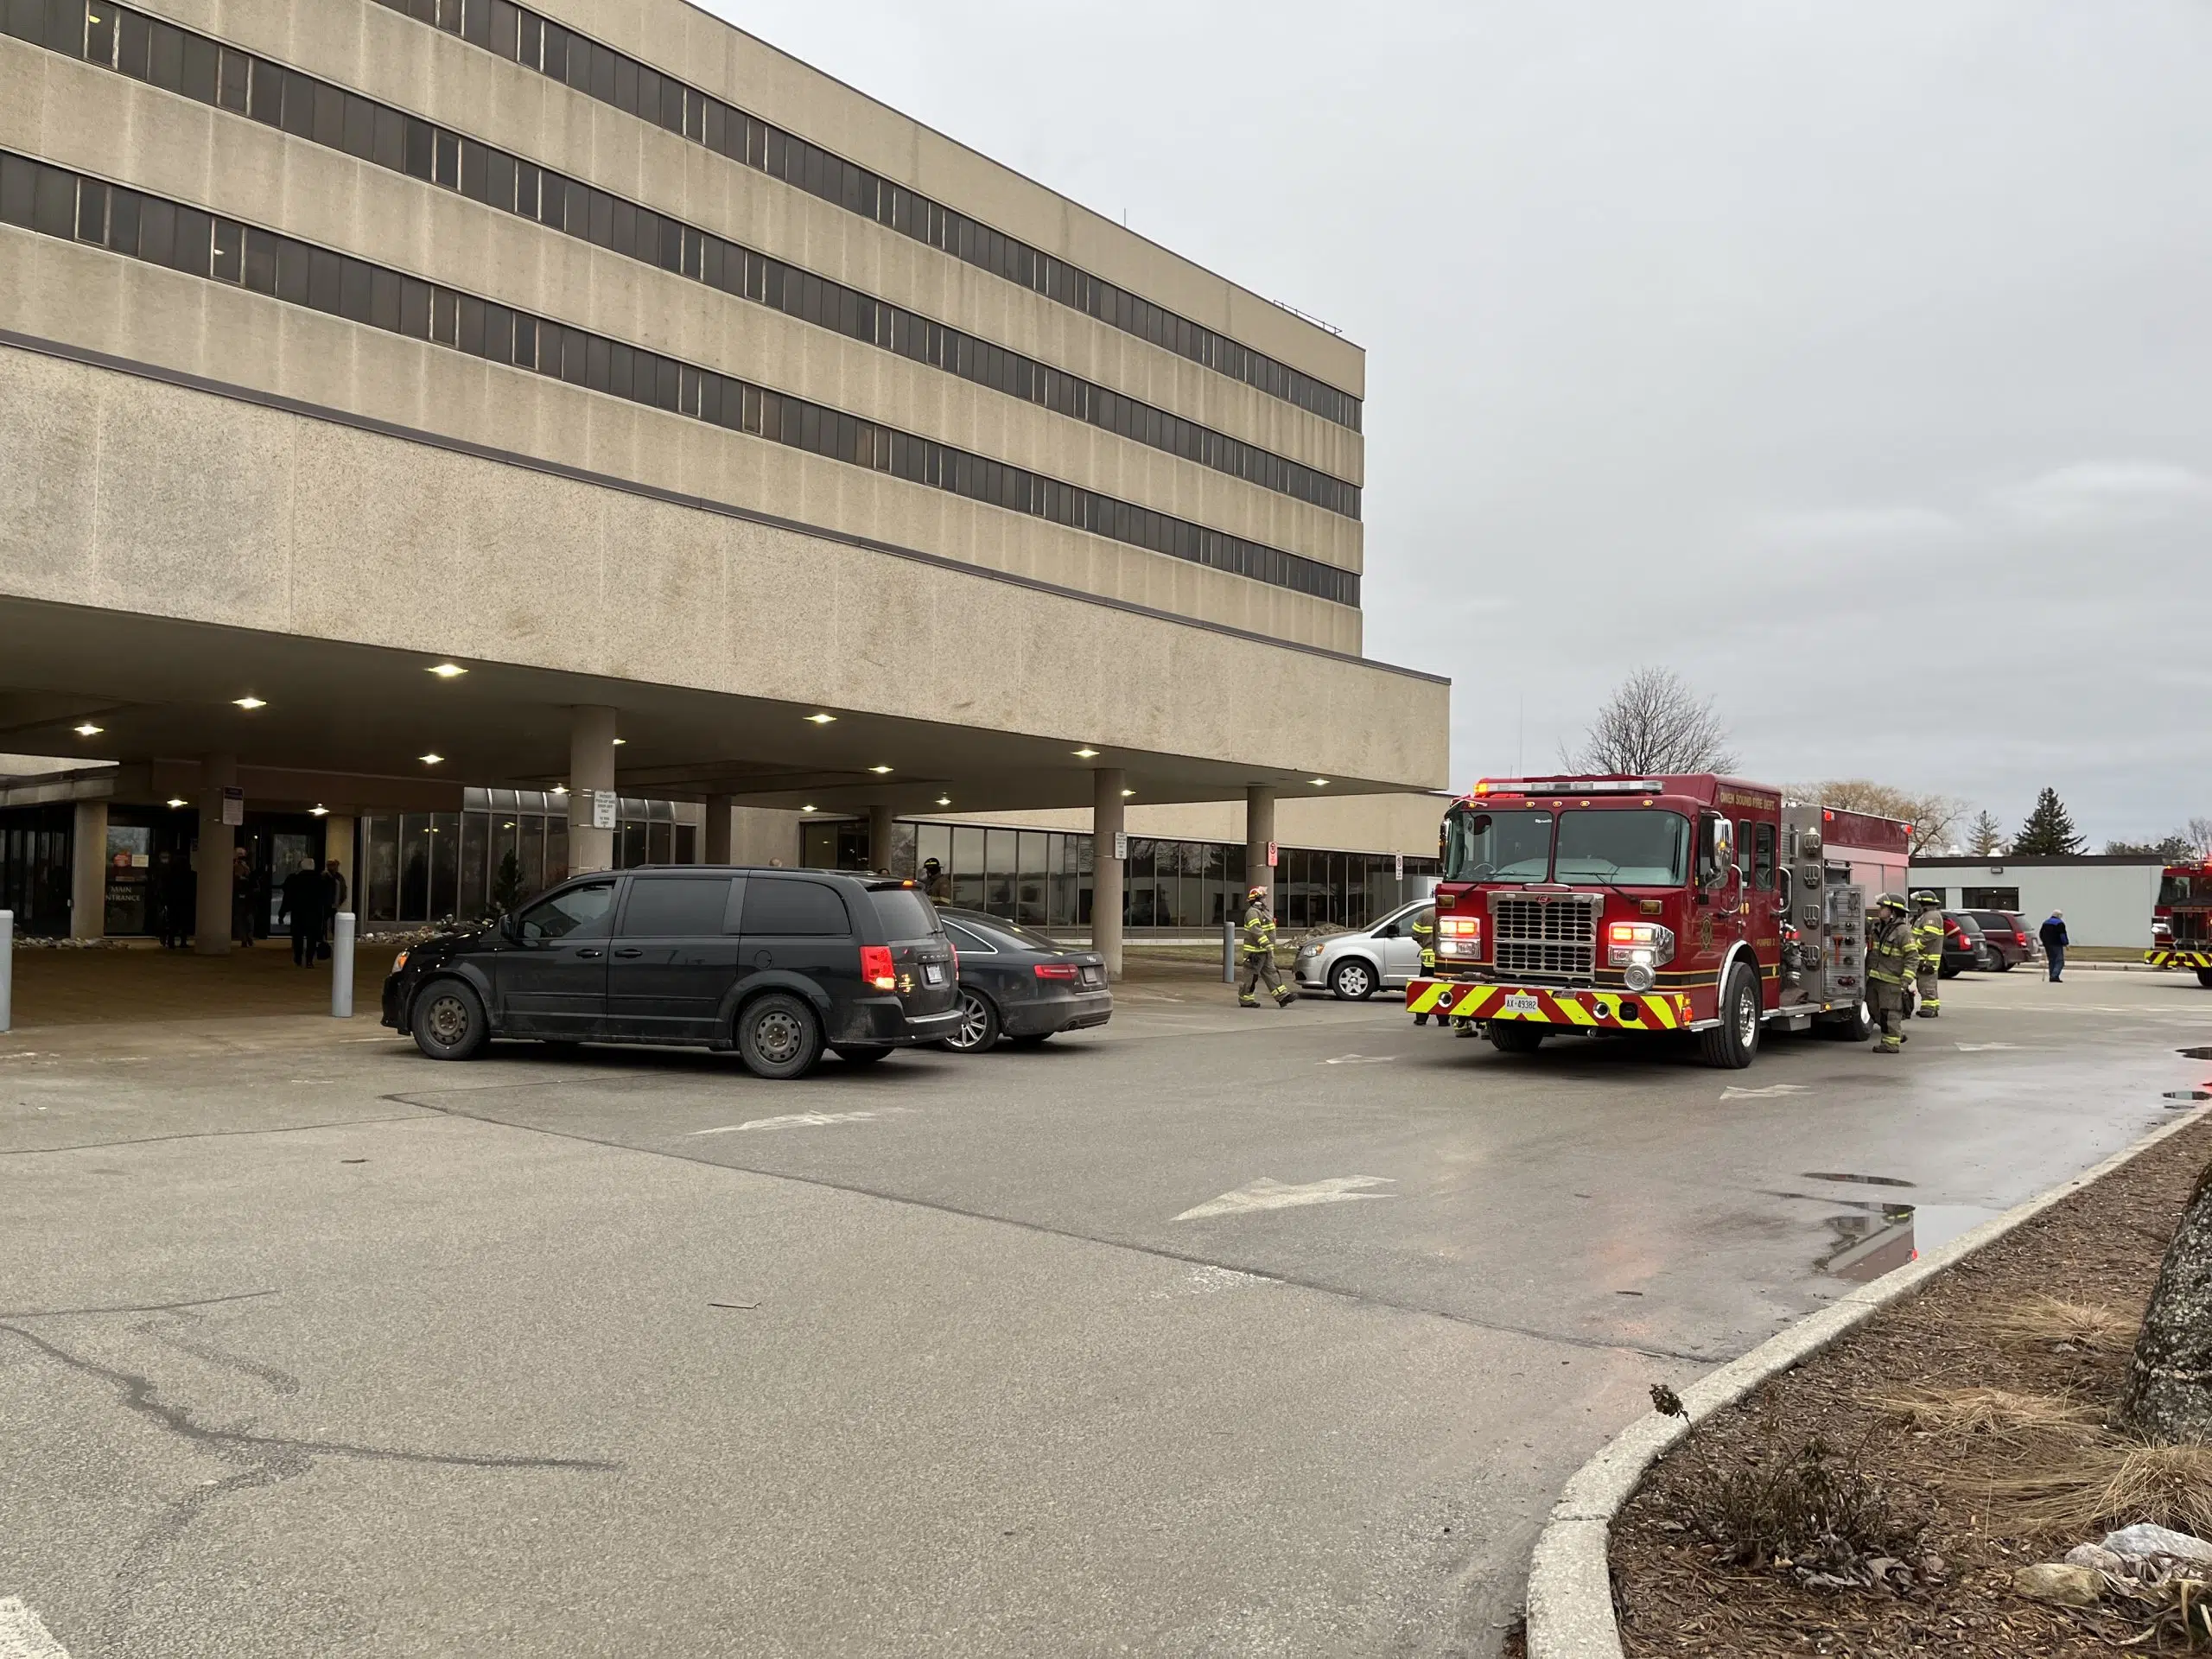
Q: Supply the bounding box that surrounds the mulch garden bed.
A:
[1602,1111,2212,1657]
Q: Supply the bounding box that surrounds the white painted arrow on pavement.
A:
[690,1109,909,1135]
[1955,1042,2023,1052]
[1174,1176,1395,1221]
[1719,1083,1808,1101]
[0,1599,71,1659]
[1321,1053,1397,1065]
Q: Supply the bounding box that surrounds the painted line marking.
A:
[1175,1175,1395,1222]
[1321,1053,1396,1065]
[1719,1083,1808,1101]
[0,1599,71,1659]
[688,1109,912,1135]
[1954,1042,2026,1052]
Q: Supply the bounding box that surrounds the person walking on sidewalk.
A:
[2039,910,2069,982]
[320,860,348,961]
[279,858,330,968]
[1236,886,1295,1008]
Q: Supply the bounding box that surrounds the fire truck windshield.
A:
[2159,871,2203,906]
[1441,806,1553,882]
[1552,810,1692,887]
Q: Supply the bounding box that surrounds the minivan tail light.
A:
[1034,962,1079,980]
[861,944,897,990]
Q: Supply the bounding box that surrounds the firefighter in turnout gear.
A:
[1409,903,1439,1025]
[1237,887,1296,1008]
[1867,893,1917,1053]
[1911,890,1944,1018]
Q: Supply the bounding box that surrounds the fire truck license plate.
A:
[1502,993,1541,1014]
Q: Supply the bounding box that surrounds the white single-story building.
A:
[1907,855,2166,948]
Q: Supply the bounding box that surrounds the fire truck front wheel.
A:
[2197,967,2212,989]
[1488,1023,1546,1055]
[1699,964,1762,1070]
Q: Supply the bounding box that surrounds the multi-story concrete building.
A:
[0,0,1449,964]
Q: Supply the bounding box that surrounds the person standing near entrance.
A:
[921,857,950,903]
[321,860,348,960]
[1911,891,1945,1019]
[279,858,328,968]
[1236,885,1296,1008]
[230,847,257,947]
[2040,910,2069,982]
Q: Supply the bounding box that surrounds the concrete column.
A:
[702,795,733,864]
[1092,768,1125,981]
[322,813,356,909]
[69,799,108,940]
[1246,785,1278,907]
[867,804,897,874]
[568,705,618,874]
[194,753,237,956]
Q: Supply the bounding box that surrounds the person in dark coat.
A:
[279,858,329,967]
[2039,910,2069,982]
[231,848,257,947]
[320,860,348,959]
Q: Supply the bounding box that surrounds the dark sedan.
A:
[1940,911,1986,977]
[933,907,1112,1052]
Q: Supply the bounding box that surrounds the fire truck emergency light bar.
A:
[1471,779,1663,796]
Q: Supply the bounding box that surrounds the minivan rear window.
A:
[741,879,850,937]
[868,887,938,942]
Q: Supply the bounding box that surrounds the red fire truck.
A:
[2146,861,2212,986]
[1403,775,1913,1068]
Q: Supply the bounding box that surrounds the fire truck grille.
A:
[1491,894,1600,981]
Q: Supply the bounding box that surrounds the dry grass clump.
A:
[1982,1295,2140,1353]
[1977,1440,2212,1539]
[1876,1386,2100,1451]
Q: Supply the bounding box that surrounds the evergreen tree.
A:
[2012,787,2083,855]
[1965,810,2006,856]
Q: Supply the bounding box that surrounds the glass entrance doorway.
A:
[237,815,325,941]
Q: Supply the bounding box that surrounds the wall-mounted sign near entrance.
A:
[1111,830,1128,861]
[1267,840,1279,868]
[219,786,244,827]
[589,789,618,831]
[1395,852,1404,880]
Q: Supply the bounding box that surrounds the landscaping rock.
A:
[2063,1543,2127,1574]
[2011,1562,2105,1605]
[2101,1523,2212,1567]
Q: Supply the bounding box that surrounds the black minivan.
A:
[381,868,961,1078]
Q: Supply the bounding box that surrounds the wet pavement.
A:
[3,969,2208,1656]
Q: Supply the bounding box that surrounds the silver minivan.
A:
[1293,899,1432,1001]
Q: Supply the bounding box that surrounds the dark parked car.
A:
[1962,908,2037,971]
[382,867,960,1077]
[932,906,1112,1052]
[1940,911,1986,977]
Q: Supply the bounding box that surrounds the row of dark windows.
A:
[361,0,1363,431]
[8,0,1360,521]
[0,149,1362,608]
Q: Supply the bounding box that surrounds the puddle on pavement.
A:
[1805,1200,2000,1283]
[2177,1047,2212,1061]
[2164,1090,2210,1105]
[1802,1171,1917,1188]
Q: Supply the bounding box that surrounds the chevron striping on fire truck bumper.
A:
[2145,949,2212,969]
[1404,980,1689,1030]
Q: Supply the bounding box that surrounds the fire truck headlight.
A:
[1623,959,1656,994]
[1606,922,1675,969]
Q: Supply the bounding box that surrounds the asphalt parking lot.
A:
[4,967,2208,1657]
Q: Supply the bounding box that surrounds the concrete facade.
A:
[1909,856,2166,949]
[0,0,1447,950]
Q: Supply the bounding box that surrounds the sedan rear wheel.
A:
[941,989,1000,1053]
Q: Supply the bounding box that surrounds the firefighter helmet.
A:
[1248,886,1268,900]
[1911,889,1941,908]
[1877,892,1909,914]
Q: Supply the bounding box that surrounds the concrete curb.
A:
[1524,1099,2212,1659]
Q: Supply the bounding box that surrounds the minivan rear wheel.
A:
[738,993,823,1080]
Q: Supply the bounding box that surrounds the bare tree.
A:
[1965,810,2006,857]
[1801,779,1968,856]
[2113,1160,2212,1442]
[1563,668,1738,775]
[2188,816,2212,861]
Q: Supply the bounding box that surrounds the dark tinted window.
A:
[518,880,614,940]
[942,921,996,954]
[866,886,937,942]
[619,876,732,937]
[742,879,849,937]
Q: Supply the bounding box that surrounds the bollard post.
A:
[331,911,355,1019]
[0,909,11,1033]
[1222,917,1236,985]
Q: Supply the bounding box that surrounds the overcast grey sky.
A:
[713,0,2212,847]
